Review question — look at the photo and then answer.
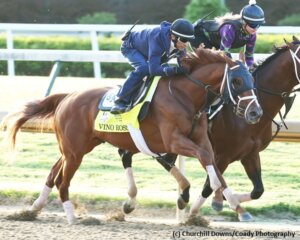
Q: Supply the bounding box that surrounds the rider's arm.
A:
[245,34,257,67]
[219,24,236,58]
[148,42,184,76]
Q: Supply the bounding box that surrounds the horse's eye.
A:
[231,78,243,90]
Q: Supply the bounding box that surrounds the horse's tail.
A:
[1,93,69,149]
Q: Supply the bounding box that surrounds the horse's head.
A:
[250,36,300,121]
[285,36,300,84]
[182,48,262,124]
[221,59,262,124]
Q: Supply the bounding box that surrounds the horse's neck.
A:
[257,53,298,119]
[179,63,224,110]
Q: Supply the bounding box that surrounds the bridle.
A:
[289,44,300,83]
[254,42,300,139]
[168,61,259,136]
[219,63,259,119]
[255,43,300,101]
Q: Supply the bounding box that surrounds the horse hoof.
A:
[238,212,253,222]
[177,195,188,210]
[29,202,44,212]
[66,215,78,225]
[122,202,135,214]
[211,200,223,212]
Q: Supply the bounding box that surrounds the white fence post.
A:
[6,30,15,76]
[90,31,101,79]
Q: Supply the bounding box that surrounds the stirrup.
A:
[110,102,129,114]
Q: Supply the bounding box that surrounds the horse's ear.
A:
[284,38,294,49]
[239,50,246,64]
[293,35,299,42]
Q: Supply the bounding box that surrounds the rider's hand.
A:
[175,66,188,74]
[163,66,188,76]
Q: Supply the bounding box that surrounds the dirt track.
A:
[0,203,299,240]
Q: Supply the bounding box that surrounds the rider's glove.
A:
[174,66,188,74]
[163,66,187,76]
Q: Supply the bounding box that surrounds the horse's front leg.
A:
[30,157,63,212]
[210,158,232,212]
[118,149,137,214]
[156,153,190,209]
[120,149,191,211]
[241,153,264,202]
[210,154,263,221]
[163,114,242,216]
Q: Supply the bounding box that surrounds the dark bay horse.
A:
[189,37,300,220]
[2,48,262,224]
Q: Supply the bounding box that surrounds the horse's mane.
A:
[253,45,288,74]
[253,38,300,74]
[182,48,235,72]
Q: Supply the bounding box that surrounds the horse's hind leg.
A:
[119,149,137,214]
[30,157,63,212]
[58,154,83,224]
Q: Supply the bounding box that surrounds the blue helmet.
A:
[241,1,265,26]
[171,18,195,40]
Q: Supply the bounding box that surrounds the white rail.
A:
[1,23,300,78]
[0,49,126,62]
[0,49,270,63]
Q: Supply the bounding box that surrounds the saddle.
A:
[99,76,154,121]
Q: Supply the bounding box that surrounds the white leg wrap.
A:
[206,165,221,191]
[222,188,240,210]
[189,196,207,216]
[63,200,76,224]
[30,185,52,211]
[125,167,137,198]
[234,193,252,203]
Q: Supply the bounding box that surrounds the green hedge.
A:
[0,34,295,77]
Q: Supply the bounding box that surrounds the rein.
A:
[168,63,229,138]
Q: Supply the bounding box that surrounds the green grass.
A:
[0,131,299,218]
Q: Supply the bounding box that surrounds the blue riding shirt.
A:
[127,21,184,76]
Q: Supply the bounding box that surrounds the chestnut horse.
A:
[188,37,300,220]
[116,37,300,222]
[2,48,262,224]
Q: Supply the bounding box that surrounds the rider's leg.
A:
[111,48,149,114]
